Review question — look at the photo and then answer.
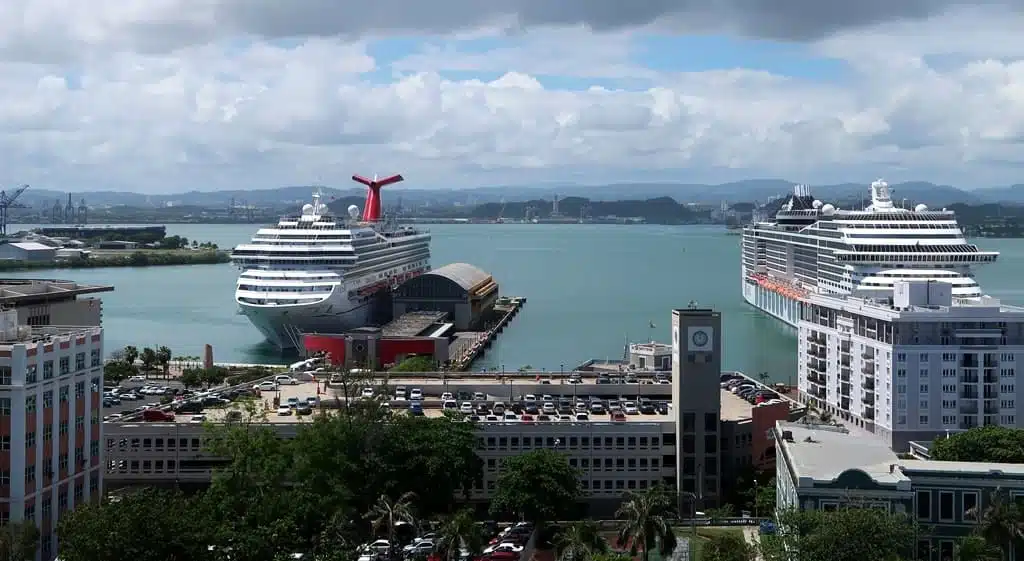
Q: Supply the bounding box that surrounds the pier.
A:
[449,296,526,371]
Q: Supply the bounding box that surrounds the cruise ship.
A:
[741,180,999,327]
[231,174,431,350]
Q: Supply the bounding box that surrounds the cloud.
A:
[1,1,1024,193]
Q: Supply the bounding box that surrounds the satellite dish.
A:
[301,204,314,215]
[348,205,360,219]
[915,203,928,212]
[821,204,836,215]
[812,200,823,209]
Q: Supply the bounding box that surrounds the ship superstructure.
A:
[231,174,431,350]
[741,180,999,326]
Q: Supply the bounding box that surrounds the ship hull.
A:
[237,288,375,351]
[742,269,802,329]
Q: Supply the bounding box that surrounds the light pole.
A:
[753,478,759,519]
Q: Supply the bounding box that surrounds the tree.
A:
[57,488,211,561]
[140,347,158,371]
[156,346,173,376]
[702,532,755,561]
[437,509,485,561]
[953,535,1001,561]
[0,521,40,561]
[762,508,917,561]
[201,366,228,387]
[705,504,735,525]
[103,360,136,385]
[366,492,417,555]
[615,486,677,561]
[967,488,1024,556]
[180,368,203,389]
[489,449,580,525]
[555,520,607,561]
[123,345,139,367]
[930,426,1024,463]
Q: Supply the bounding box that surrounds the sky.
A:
[4,1,1024,193]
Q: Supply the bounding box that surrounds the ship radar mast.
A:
[868,179,896,211]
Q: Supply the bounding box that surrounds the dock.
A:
[449,296,526,371]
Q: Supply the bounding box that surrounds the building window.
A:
[75,381,85,399]
[42,425,52,441]
[42,391,52,408]
[0,398,9,416]
[59,386,69,402]
[24,465,34,486]
[0,366,10,386]
[939,491,954,521]
[0,436,8,451]
[25,432,34,448]
[25,364,37,384]
[75,416,84,430]
[0,470,9,485]
[916,490,932,520]
[42,360,53,379]
[963,491,979,520]
[25,395,35,412]
[75,352,86,371]
[90,349,101,367]
[59,357,69,375]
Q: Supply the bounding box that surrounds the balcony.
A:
[984,404,1000,415]
[861,351,875,361]
[840,356,851,367]
[960,404,979,415]
[806,333,825,345]
[862,393,875,405]
[864,408,875,420]
[840,383,851,397]
[862,363,875,375]
[862,378,875,391]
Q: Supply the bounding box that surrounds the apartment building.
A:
[798,280,1024,450]
[0,279,111,561]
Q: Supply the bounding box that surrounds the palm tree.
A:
[556,520,608,561]
[156,346,173,377]
[365,492,418,558]
[953,535,1001,561]
[757,372,771,384]
[615,486,678,561]
[438,509,485,561]
[0,521,40,561]
[968,488,1024,557]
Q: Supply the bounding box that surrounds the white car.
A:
[503,413,519,422]
[254,381,278,392]
[459,402,474,414]
[364,540,391,554]
[442,400,457,410]
[624,401,639,415]
[483,543,524,555]
[274,375,300,386]
[361,387,375,399]
[127,375,146,382]
[523,394,537,403]
[441,392,454,401]
[409,388,423,400]
[541,402,556,414]
[190,415,207,423]
[276,406,292,416]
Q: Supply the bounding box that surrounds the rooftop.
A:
[8,242,54,251]
[381,311,449,337]
[805,291,1024,319]
[0,325,101,345]
[776,421,906,485]
[0,279,113,304]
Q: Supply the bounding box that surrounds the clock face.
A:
[692,330,709,347]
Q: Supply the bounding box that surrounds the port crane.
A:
[0,185,28,237]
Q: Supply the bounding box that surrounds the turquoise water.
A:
[7,223,1024,384]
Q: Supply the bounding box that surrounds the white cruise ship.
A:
[741,180,999,327]
[231,174,431,350]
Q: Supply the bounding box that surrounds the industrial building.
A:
[774,419,1024,561]
[0,279,112,560]
[392,262,499,330]
[104,304,804,516]
[798,279,1024,451]
[0,242,56,262]
[304,313,451,369]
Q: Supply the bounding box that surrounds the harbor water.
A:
[7,223,1024,384]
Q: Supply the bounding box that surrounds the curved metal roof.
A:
[426,262,492,292]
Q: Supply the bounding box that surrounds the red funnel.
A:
[351,174,404,221]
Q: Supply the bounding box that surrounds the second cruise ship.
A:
[231,174,431,350]
[741,179,999,326]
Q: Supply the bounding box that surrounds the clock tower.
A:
[671,304,722,511]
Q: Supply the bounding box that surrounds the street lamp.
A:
[753,479,759,519]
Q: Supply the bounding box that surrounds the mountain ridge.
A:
[13,180,1024,208]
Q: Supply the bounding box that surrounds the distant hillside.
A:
[15,178,1024,209]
